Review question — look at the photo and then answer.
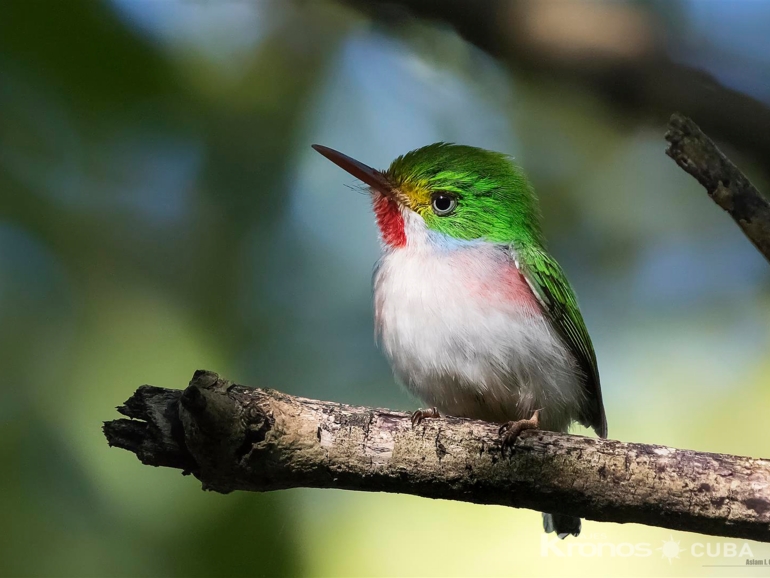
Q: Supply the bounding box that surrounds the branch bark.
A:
[666,112,770,263]
[104,370,770,543]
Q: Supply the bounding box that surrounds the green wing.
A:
[514,243,607,438]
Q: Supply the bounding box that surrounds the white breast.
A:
[373,214,586,432]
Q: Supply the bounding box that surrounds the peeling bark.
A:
[104,370,770,542]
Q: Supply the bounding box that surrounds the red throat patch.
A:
[372,194,406,248]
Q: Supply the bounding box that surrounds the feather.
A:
[514,243,607,438]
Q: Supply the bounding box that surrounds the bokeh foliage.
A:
[1,1,769,576]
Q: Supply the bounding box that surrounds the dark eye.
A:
[431,193,457,216]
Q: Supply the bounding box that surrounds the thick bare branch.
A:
[104,370,770,543]
[666,112,770,263]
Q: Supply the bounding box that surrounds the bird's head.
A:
[313,142,542,249]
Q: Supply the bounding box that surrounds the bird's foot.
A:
[499,410,540,451]
[411,407,440,427]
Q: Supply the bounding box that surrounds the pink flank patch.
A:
[463,253,541,312]
[372,194,406,248]
[504,266,542,311]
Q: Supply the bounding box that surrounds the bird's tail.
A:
[542,512,581,539]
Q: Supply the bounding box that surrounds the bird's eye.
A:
[431,193,457,216]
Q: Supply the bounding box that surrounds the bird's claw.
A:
[411,407,440,427]
[499,409,541,451]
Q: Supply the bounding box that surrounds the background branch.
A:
[666,112,770,263]
[104,370,770,543]
[345,0,770,167]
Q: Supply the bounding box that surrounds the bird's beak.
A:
[312,144,395,197]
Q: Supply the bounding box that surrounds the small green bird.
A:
[313,142,607,538]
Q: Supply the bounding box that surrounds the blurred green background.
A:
[1,1,770,576]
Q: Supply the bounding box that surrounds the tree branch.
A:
[344,0,770,167]
[666,112,770,263]
[104,370,770,543]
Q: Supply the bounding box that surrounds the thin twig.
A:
[666,112,770,263]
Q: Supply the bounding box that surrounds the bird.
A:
[312,142,607,539]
